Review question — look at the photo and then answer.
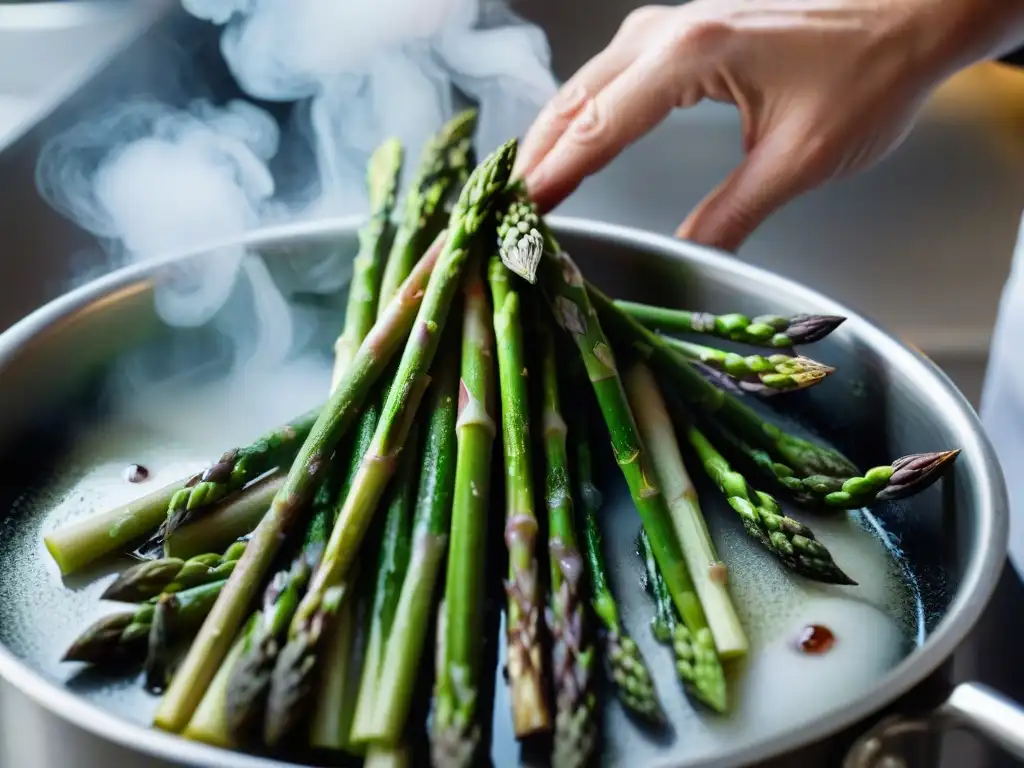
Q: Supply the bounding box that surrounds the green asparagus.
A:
[362,332,459,744]
[498,198,727,712]
[267,141,516,750]
[638,528,727,712]
[331,138,404,389]
[103,539,248,603]
[64,579,227,666]
[616,301,846,348]
[570,385,665,725]
[154,230,446,735]
[662,335,833,395]
[686,425,855,584]
[380,110,478,309]
[624,363,748,658]
[431,256,498,768]
[539,329,596,768]
[488,254,550,737]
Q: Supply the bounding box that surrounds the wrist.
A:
[911,0,1024,82]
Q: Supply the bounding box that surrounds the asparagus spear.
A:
[380,109,478,309]
[153,231,446,735]
[539,330,596,767]
[488,254,550,737]
[624,363,749,658]
[497,199,727,712]
[686,426,855,585]
[226,137,404,748]
[265,141,516,748]
[182,623,251,748]
[349,422,419,740]
[637,527,726,712]
[662,336,834,395]
[586,284,961,503]
[45,477,191,577]
[362,332,459,744]
[63,579,227,666]
[431,255,497,768]
[615,301,845,349]
[160,411,320,542]
[102,539,249,603]
[568,383,664,726]
[164,472,283,560]
[332,139,404,390]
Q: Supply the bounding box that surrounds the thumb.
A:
[676,128,819,252]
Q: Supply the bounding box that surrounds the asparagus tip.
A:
[875,449,960,502]
[786,314,846,345]
[62,613,136,664]
[101,559,183,602]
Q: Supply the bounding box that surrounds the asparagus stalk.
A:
[63,579,226,666]
[163,473,283,560]
[587,284,962,502]
[662,336,834,395]
[637,528,727,711]
[153,232,446,735]
[488,254,550,737]
[539,330,596,767]
[569,389,664,726]
[498,199,727,712]
[380,109,478,309]
[624,362,749,658]
[159,411,320,542]
[616,301,845,348]
[431,256,498,768]
[332,139,404,390]
[363,333,459,743]
[182,629,248,749]
[349,422,419,740]
[266,141,516,748]
[103,539,248,603]
[687,426,856,584]
[45,477,189,577]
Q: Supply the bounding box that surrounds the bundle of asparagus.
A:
[47,113,961,768]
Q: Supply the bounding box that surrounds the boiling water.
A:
[0,359,920,767]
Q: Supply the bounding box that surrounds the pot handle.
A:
[845,682,1024,767]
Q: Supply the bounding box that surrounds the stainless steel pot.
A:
[0,216,1020,768]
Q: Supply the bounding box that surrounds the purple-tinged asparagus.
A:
[662,336,834,396]
[616,301,845,348]
[624,363,749,658]
[153,233,446,735]
[538,328,596,768]
[497,199,727,712]
[431,258,498,768]
[488,254,550,737]
[569,379,665,726]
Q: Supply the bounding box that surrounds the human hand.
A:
[514,0,1024,251]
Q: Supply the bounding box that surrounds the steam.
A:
[36,0,557,406]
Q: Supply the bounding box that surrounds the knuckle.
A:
[671,19,733,58]
[618,5,666,38]
[567,98,611,146]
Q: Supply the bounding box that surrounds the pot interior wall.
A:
[0,222,983,768]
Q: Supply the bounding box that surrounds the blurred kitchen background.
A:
[0,1,1023,765]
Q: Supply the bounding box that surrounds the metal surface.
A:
[0,216,1010,767]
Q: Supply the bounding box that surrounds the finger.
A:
[513,46,638,181]
[675,127,819,252]
[525,55,684,212]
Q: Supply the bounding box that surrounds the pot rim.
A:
[0,214,1008,768]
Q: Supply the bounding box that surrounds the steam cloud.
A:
[36,0,558,394]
